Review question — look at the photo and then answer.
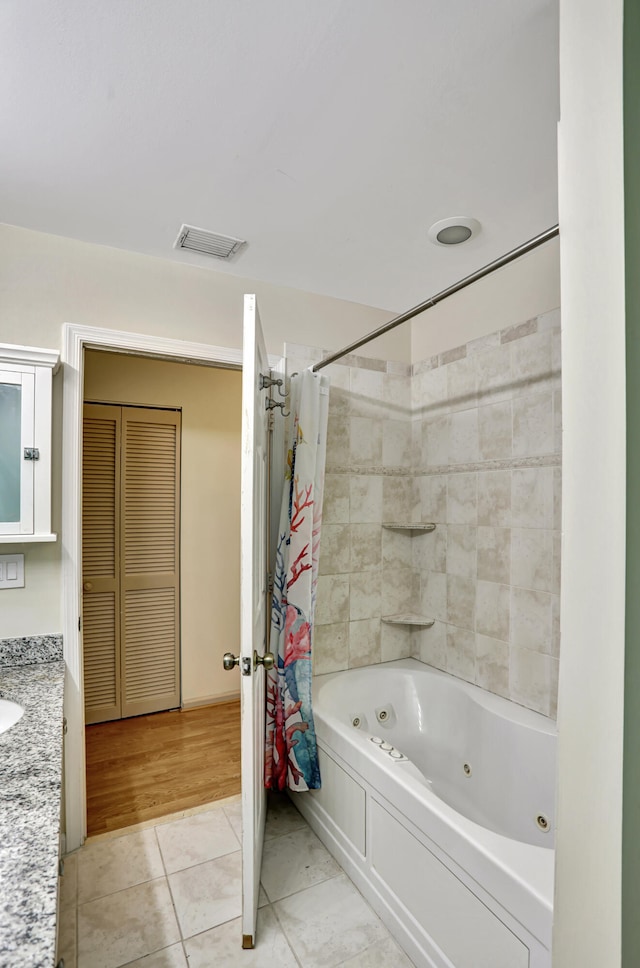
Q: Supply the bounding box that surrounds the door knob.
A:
[223,653,240,671]
[83,581,93,592]
[254,650,275,672]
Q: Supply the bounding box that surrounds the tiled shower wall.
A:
[286,308,561,718]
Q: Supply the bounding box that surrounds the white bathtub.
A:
[290,658,556,968]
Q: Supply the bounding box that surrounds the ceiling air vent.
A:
[174,224,246,260]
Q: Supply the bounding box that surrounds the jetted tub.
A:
[290,658,556,968]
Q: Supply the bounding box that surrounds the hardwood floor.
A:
[85,700,241,836]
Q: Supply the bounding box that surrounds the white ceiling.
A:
[0,1,559,312]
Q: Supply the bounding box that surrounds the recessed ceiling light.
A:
[428,217,481,246]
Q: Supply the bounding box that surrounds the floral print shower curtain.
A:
[265,368,330,791]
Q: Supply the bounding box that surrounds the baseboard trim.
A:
[181,691,240,709]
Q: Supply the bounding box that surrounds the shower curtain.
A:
[265,368,330,791]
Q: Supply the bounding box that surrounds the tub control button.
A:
[380,742,394,751]
[389,750,404,759]
[370,736,384,745]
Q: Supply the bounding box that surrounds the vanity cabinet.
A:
[0,344,59,542]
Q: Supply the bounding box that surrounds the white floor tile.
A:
[338,935,416,967]
[122,943,188,967]
[78,877,180,968]
[221,797,242,842]
[168,851,242,939]
[77,828,165,904]
[274,874,388,968]
[56,900,77,968]
[155,805,240,874]
[60,851,78,910]
[264,792,308,840]
[261,825,341,901]
[183,907,299,967]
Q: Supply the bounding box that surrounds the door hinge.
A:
[24,447,40,461]
[78,616,82,632]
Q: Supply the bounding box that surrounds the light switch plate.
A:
[0,554,25,589]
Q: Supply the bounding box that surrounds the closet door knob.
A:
[83,581,93,592]
[223,653,240,671]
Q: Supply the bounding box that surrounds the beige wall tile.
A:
[553,388,562,453]
[382,419,412,467]
[553,467,562,530]
[446,625,476,682]
[422,413,451,467]
[475,634,510,698]
[501,318,538,343]
[447,472,477,524]
[383,476,417,522]
[510,528,553,592]
[449,409,479,464]
[511,587,553,654]
[446,525,477,579]
[477,527,511,584]
[350,367,385,417]
[413,365,449,419]
[349,619,381,667]
[319,523,351,576]
[446,575,476,630]
[382,567,414,615]
[315,575,350,625]
[413,620,447,670]
[323,474,350,524]
[326,414,350,466]
[421,571,448,624]
[418,474,447,522]
[477,470,511,527]
[350,571,382,621]
[476,580,510,640]
[383,372,411,412]
[447,358,477,412]
[512,392,554,456]
[381,623,411,662]
[509,647,554,716]
[412,526,446,574]
[511,467,554,529]
[350,523,382,571]
[350,416,382,466]
[349,476,383,523]
[475,343,512,406]
[382,528,412,571]
[478,401,512,459]
[313,623,349,675]
[510,330,552,385]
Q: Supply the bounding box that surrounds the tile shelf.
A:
[382,613,435,628]
[382,523,436,533]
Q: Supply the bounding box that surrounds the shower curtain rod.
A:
[312,224,559,372]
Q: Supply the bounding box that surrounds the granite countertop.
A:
[0,636,65,968]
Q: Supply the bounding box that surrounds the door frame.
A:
[62,320,280,851]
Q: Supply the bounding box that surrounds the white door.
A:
[239,293,272,948]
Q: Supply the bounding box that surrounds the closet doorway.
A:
[80,348,243,836]
[82,402,181,723]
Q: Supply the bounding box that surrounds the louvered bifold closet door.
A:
[120,408,181,718]
[82,405,122,724]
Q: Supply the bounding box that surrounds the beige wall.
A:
[410,237,561,362]
[0,222,399,359]
[0,222,398,641]
[83,350,242,705]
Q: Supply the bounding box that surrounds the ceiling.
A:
[0,1,559,312]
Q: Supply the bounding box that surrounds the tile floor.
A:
[57,793,415,968]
